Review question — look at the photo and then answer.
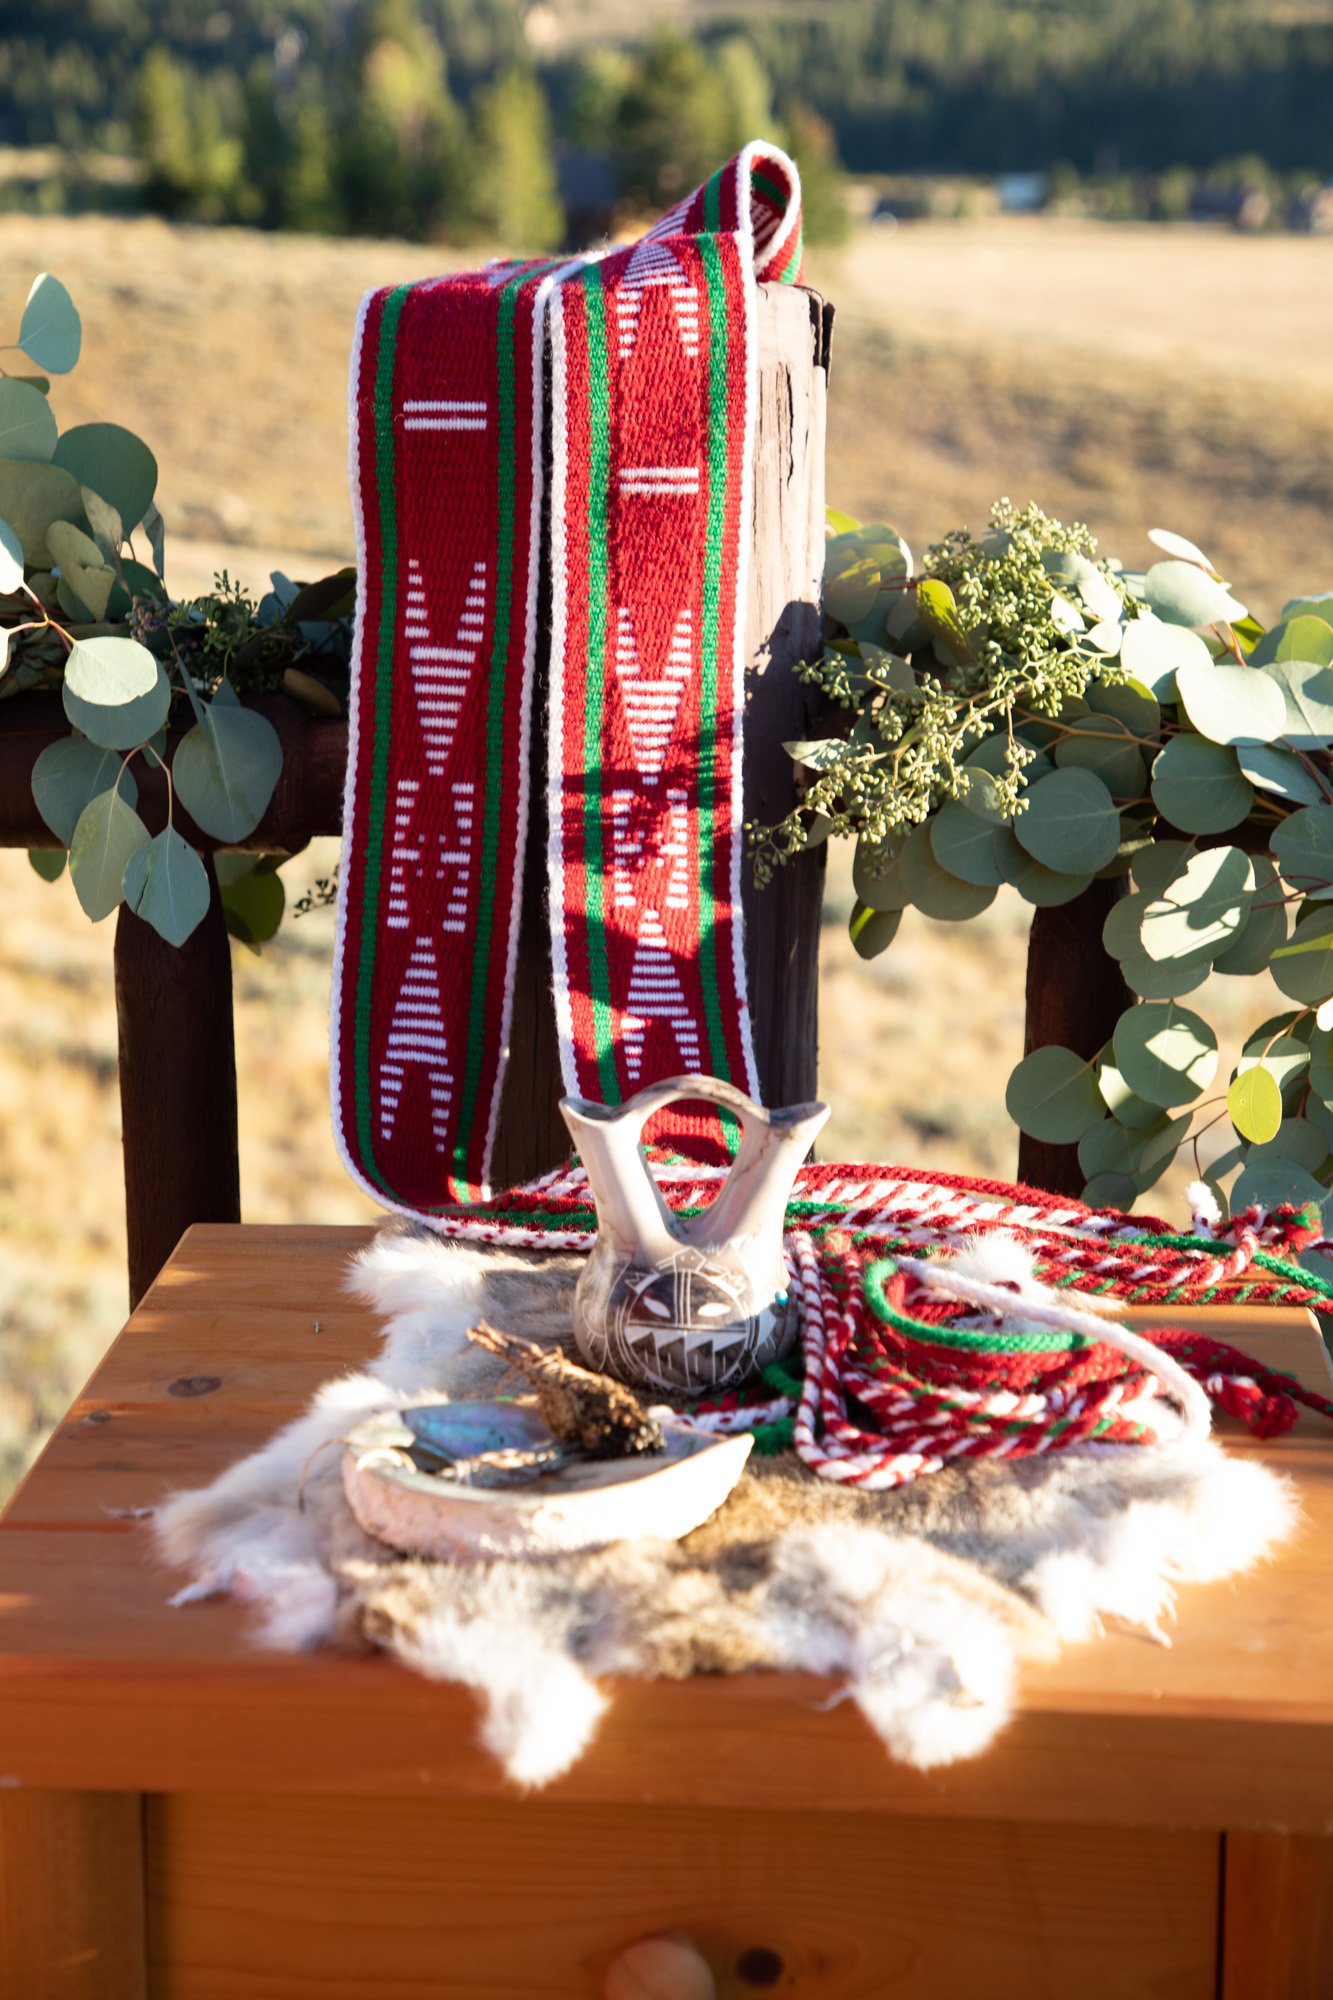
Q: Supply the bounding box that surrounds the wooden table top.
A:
[1,1222,1331,1832]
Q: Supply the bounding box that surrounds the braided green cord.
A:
[862,1257,1093,1352]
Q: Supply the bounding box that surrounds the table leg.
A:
[1222,1830,1333,1999]
[0,1790,146,1999]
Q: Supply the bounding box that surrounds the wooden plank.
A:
[146,1794,1217,2000]
[1222,1832,1333,1999]
[0,1790,146,2000]
[1018,878,1133,1195]
[1123,1302,1333,1414]
[0,1228,1332,1826]
[115,859,240,1310]
[490,281,829,1184]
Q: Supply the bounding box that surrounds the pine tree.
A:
[462,67,564,251]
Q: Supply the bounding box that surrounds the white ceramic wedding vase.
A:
[560,1074,829,1396]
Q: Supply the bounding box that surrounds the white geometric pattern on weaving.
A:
[379,935,454,1153]
[385,777,475,935]
[615,605,692,783]
[405,555,488,777]
[400,398,489,433]
[615,238,700,360]
[621,909,703,1085]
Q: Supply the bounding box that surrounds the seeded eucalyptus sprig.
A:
[761,499,1333,1228]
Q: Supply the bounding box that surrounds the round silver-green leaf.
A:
[1213,855,1287,976]
[1139,845,1254,963]
[19,274,81,374]
[0,379,57,464]
[51,424,158,534]
[1052,714,1145,798]
[31,735,138,844]
[1271,907,1333,1005]
[69,787,150,922]
[1246,1117,1328,1173]
[852,834,907,911]
[0,517,22,594]
[929,800,1008,886]
[1231,1157,1331,1223]
[1150,734,1253,833]
[898,822,996,921]
[1261,658,1333,749]
[1174,658,1285,747]
[1081,1172,1139,1210]
[1272,805,1333,899]
[1006,1045,1104,1143]
[1145,559,1246,629]
[1098,1060,1168,1128]
[997,844,1092,907]
[849,900,901,958]
[1120,614,1210,699]
[1227,1064,1282,1145]
[1236,742,1328,806]
[123,828,211,948]
[171,698,283,843]
[1251,615,1333,670]
[1113,1001,1218,1107]
[1013,767,1121,874]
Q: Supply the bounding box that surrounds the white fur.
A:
[151,1232,1300,1788]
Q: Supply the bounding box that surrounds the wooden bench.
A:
[1,1223,1331,1998]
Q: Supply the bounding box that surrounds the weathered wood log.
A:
[491,283,832,1183]
[115,857,240,1307]
[0,691,345,852]
[1018,878,1133,1196]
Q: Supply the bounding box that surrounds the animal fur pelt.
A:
[154,1225,1296,1788]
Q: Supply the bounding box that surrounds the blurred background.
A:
[0,0,1330,1492]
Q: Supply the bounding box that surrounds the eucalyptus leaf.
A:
[996,844,1092,907]
[1231,1158,1331,1222]
[1098,1060,1169,1128]
[1078,1117,1143,1181]
[1310,1027,1333,1108]
[0,379,57,464]
[1119,941,1211,999]
[64,632,159,706]
[64,655,171,751]
[1146,528,1219,575]
[1145,559,1246,629]
[1119,614,1210,699]
[1236,742,1328,806]
[1272,805,1333,899]
[1174,658,1286,747]
[1052,715,1145,798]
[785,737,853,774]
[1006,1045,1104,1143]
[18,274,81,374]
[68,787,150,922]
[1081,1171,1139,1210]
[27,847,66,882]
[898,822,996,920]
[929,800,1008,886]
[1261,658,1333,750]
[849,900,902,958]
[1213,855,1287,976]
[123,828,211,947]
[219,862,286,949]
[1139,845,1254,962]
[80,486,124,561]
[1270,907,1333,1005]
[1281,595,1333,625]
[0,458,82,561]
[1013,767,1121,874]
[1237,1029,1311,1101]
[1113,1000,1218,1107]
[852,834,908,911]
[1130,840,1197,897]
[1086,678,1160,736]
[51,424,158,534]
[171,699,283,842]
[1227,1065,1283,1145]
[31,734,138,844]
[1245,1117,1328,1173]
[1150,734,1253,833]
[1250,615,1333,670]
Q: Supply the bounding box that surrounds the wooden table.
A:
[1,1225,1331,1999]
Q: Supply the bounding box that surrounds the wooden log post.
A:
[491,284,831,1183]
[1018,879,1133,1196]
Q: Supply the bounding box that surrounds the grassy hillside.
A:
[0,208,1329,1493]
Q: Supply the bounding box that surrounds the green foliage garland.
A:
[0,274,353,950]
[756,499,1333,1224]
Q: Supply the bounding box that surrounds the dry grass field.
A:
[0,210,1329,1491]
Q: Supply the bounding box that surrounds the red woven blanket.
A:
[333,146,804,1209]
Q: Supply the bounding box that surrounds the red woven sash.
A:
[333,147,803,1210]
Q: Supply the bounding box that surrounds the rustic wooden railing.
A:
[0,280,1111,1307]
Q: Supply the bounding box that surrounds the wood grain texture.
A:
[146,1794,1217,2000]
[115,858,240,1311]
[491,282,828,1184]
[0,1225,1332,1831]
[1221,1832,1333,2000]
[1018,877,1133,1195]
[0,1790,146,2000]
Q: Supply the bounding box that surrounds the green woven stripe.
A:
[452,270,527,1191]
[703,167,725,230]
[863,1258,1092,1353]
[353,283,411,1198]
[697,231,731,1085]
[778,232,803,284]
[581,263,619,1101]
[750,167,787,208]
